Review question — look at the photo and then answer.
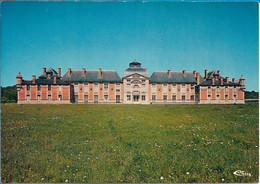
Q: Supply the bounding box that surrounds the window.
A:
[116,83,120,88]
[208,95,211,97]
[104,95,108,100]
[191,95,194,100]
[48,85,51,91]
[27,94,30,101]
[182,95,185,101]
[158,89,161,92]
[152,84,156,87]
[172,95,176,101]
[142,80,145,83]
[142,83,146,86]
[217,95,219,97]
[225,95,228,99]
[234,95,237,98]
[100,88,102,91]
[182,84,185,87]
[27,85,30,91]
[152,95,156,100]
[37,85,41,91]
[94,95,98,100]
[133,85,139,88]
[172,84,176,87]
[84,95,88,99]
[169,88,171,91]
[142,95,146,101]
[116,89,120,92]
[80,87,83,91]
[84,83,88,86]
[94,83,98,87]
[90,88,93,91]
[163,83,167,87]
[163,95,167,101]
[127,80,131,82]
[127,95,131,101]
[59,94,62,101]
[111,88,114,91]
[48,94,51,100]
[37,94,41,101]
[127,83,131,86]
[104,83,108,89]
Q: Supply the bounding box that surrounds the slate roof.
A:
[150,71,204,84]
[62,70,122,83]
[21,79,68,85]
[39,68,60,79]
[207,71,222,79]
[198,79,241,86]
[123,67,149,78]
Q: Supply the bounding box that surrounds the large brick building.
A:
[16,60,245,104]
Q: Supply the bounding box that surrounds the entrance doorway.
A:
[116,95,120,103]
[133,95,139,102]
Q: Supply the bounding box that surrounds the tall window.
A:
[163,83,167,87]
[182,84,185,88]
[94,83,98,87]
[37,85,41,91]
[163,95,167,101]
[127,95,131,101]
[191,95,194,100]
[116,83,120,88]
[27,85,30,91]
[84,95,88,100]
[172,95,176,101]
[94,95,98,100]
[142,95,145,101]
[172,84,176,87]
[152,95,156,100]
[104,95,108,100]
[182,95,185,101]
[104,83,108,89]
[152,84,156,88]
[59,95,62,101]
[116,89,120,92]
[48,85,51,91]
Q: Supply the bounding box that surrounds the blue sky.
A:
[1,2,258,91]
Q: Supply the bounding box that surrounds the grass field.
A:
[1,103,259,183]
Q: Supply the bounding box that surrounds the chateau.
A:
[16,60,245,104]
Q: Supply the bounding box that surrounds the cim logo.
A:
[233,170,252,177]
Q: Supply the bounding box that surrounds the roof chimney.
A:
[32,75,36,84]
[16,72,23,85]
[68,68,71,76]
[43,67,46,75]
[99,68,102,78]
[196,72,200,85]
[54,77,57,84]
[232,78,235,83]
[204,70,208,79]
[212,78,215,85]
[167,70,171,77]
[58,68,61,77]
[193,70,197,77]
[82,68,86,76]
[183,70,186,77]
[226,77,229,84]
[221,77,224,85]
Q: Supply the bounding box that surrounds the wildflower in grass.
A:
[65,179,69,182]
[67,165,69,167]
[41,178,44,181]
[186,172,189,175]
[222,179,225,181]
[160,176,164,180]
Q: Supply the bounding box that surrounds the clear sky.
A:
[1,1,258,91]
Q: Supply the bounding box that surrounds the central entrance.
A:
[133,95,139,102]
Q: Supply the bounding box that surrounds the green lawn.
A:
[1,103,259,183]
